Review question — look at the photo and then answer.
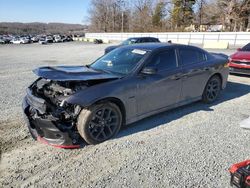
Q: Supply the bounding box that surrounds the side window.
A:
[179,48,206,65]
[151,38,159,42]
[139,38,147,43]
[147,49,177,71]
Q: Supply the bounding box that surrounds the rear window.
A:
[150,38,159,42]
[179,48,206,65]
[241,43,250,51]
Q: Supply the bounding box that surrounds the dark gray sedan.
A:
[22,43,229,148]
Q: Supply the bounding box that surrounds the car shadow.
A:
[116,81,250,139]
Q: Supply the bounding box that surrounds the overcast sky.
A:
[0,0,91,24]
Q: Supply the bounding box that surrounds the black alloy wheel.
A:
[202,75,221,103]
[77,102,122,145]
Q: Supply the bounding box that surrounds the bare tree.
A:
[88,0,250,32]
[217,0,250,31]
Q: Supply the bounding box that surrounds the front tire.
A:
[77,102,122,145]
[202,75,221,103]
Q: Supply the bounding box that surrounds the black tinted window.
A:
[146,38,153,42]
[179,48,206,65]
[150,38,159,42]
[138,38,147,43]
[242,43,250,51]
[147,49,177,71]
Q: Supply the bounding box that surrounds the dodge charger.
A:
[22,43,229,148]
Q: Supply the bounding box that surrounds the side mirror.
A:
[141,67,157,75]
[237,48,241,51]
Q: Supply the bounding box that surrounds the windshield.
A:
[121,38,137,45]
[241,43,250,51]
[90,47,148,75]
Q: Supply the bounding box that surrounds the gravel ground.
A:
[0,42,249,188]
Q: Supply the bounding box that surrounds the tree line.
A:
[0,22,87,35]
[88,0,250,32]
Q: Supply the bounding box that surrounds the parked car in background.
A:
[66,36,73,42]
[0,34,74,45]
[22,43,229,148]
[38,38,47,45]
[54,35,63,42]
[1,35,12,44]
[31,36,39,43]
[0,38,5,44]
[46,36,53,43]
[94,39,103,44]
[104,37,160,54]
[229,43,250,75]
[10,37,29,44]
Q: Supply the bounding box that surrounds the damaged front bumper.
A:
[22,90,82,149]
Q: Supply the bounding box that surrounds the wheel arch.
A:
[209,73,223,89]
[92,97,126,126]
[202,72,223,97]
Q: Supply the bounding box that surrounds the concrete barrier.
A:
[203,41,229,49]
[174,39,189,45]
[85,32,250,47]
[102,39,110,44]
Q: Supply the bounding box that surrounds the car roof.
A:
[128,37,158,40]
[119,42,188,51]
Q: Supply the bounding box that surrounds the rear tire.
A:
[77,102,122,145]
[202,75,221,103]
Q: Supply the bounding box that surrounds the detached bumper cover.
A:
[22,96,81,149]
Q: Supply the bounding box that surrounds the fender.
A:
[65,76,138,123]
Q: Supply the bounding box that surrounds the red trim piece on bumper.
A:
[229,63,250,69]
[229,160,250,173]
[37,136,81,149]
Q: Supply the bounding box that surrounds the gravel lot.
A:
[0,42,249,188]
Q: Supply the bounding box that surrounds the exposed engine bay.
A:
[32,78,87,107]
[23,75,119,147]
[27,78,83,124]
[28,77,114,122]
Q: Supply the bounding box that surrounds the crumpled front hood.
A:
[33,65,120,81]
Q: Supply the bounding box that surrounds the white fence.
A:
[85,32,250,46]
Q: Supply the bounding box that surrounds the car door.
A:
[177,47,211,102]
[136,48,182,116]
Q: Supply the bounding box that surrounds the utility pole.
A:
[121,11,124,32]
[199,0,203,31]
